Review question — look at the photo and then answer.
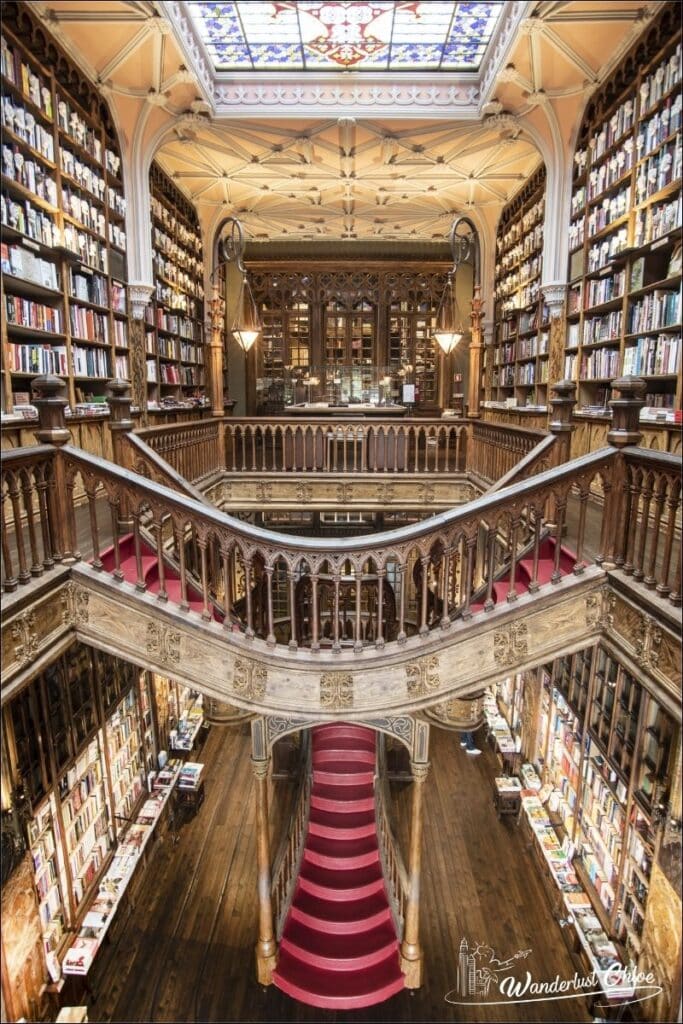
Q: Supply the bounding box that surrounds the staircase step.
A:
[313,746,375,765]
[280,920,398,971]
[273,948,404,1010]
[305,834,379,870]
[313,725,375,745]
[311,782,375,813]
[313,763,375,787]
[308,806,377,839]
[298,861,384,901]
[289,890,393,934]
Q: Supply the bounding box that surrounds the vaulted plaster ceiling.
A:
[35,0,658,245]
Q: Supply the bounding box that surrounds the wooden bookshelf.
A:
[487,165,549,413]
[146,163,205,410]
[0,18,129,414]
[536,644,679,957]
[566,12,681,420]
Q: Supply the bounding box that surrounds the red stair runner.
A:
[273,724,405,1010]
[471,537,575,612]
[98,534,223,621]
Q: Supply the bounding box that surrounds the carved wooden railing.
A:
[271,736,312,938]
[223,417,470,474]
[375,736,409,937]
[134,419,223,484]
[469,420,549,486]
[3,437,680,627]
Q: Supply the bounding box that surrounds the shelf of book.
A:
[565,17,681,420]
[105,689,144,827]
[490,165,549,411]
[28,795,68,966]
[0,17,129,414]
[146,163,205,411]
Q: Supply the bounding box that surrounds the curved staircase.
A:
[273,724,405,1010]
[471,537,575,612]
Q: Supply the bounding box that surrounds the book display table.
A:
[175,762,205,816]
[493,776,522,818]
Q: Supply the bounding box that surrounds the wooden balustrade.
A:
[223,418,469,474]
[134,419,223,484]
[3,439,681,635]
[271,736,312,938]
[469,421,549,485]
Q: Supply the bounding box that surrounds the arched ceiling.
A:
[35,0,659,242]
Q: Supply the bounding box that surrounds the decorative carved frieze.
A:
[255,481,273,503]
[320,672,354,709]
[417,483,435,504]
[376,483,396,504]
[61,582,90,625]
[493,622,528,666]
[426,695,484,730]
[336,483,353,504]
[146,622,181,665]
[367,715,415,751]
[233,658,267,700]
[405,655,440,697]
[295,482,313,504]
[10,611,38,667]
[266,715,311,749]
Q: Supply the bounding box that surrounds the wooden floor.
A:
[86,725,592,1024]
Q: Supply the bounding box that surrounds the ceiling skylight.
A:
[188,1,504,72]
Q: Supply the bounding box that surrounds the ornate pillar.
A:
[106,378,135,528]
[400,759,429,988]
[209,278,225,418]
[548,379,576,467]
[252,755,277,984]
[128,284,154,425]
[541,283,567,428]
[467,283,484,418]
[32,375,74,563]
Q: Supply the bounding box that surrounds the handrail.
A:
[483,434,557,495]
[134,418,223,484]
[122,432,208,504]
[271,735,312,938]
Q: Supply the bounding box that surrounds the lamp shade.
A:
[433,269,464,354]
[434,329,463,354]
[231,272,261,353]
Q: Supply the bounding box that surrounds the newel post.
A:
[602,376,646,568]
[252,755,277,984]
[400,759,430,988]
[32,375,75,562]
[548,380,576,467]
[107,379,134,527]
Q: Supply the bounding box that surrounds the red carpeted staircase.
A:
[471,537,575,612]
[273,723,405,1010]
[99,533,223,620]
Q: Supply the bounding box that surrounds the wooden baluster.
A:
[154,520,167,601]
[230,428,237,471]
[644,475,667,589]
[109,500,123,581]
[19,470,42,576]
[354,569,363,652]
[221,545,232,627]
[133,512,146,592]
[656,479,680,598]
[261,564,275,647]
[287,569,298,650]
[65,472,80,561]
[633,474,653,581]
[8,472,29,583]
[371,427,379,472]
[528,509,542,593]
[397,562,407,642]
[507,515,519,603]
[415,428,422,473]
[460,534,476,619]
[1,487,17,592]
[419,554,430,635]
[88,487,103,570]
[622,469,642,575]
[551,500,566,584]
[253,756,277,985]
[176,525,189,611]
[440,548,451,628]
[332,573,341,652]
[399,760,429,989]
[199,539,211,620]
[35,471,54,569]
[244,555,254,638]
[483,528,496,611]
[376,569,385,648]
[310,574,320,652]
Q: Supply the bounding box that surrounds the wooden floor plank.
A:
[85,724,592,1024]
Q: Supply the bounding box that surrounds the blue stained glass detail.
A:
[188,2,504,72]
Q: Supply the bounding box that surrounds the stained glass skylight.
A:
[188,2,504,72]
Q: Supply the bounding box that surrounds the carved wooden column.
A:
[252,755,277,984]
[106,378,134,528]
[32,375,74,563]
[128,284,154,425]
[541,283,567,430]
[209,279,225,418]
[548,380,576,467]
[467,283,484,418]
[400,759,429,988]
